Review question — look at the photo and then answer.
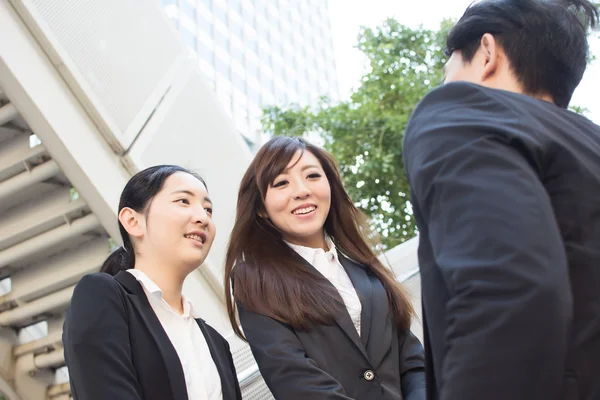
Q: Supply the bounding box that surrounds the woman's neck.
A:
[283,230,329,251]
[134,260,186,314]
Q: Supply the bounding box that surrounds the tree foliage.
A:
[262,15,597,249]
[262,19,453,248]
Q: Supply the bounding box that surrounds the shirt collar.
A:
[285,235,339,265]
[126,269,199,319]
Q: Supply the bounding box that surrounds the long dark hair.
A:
[224,137,415,339]
[100,165,207,276]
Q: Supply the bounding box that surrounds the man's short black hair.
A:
[446,0,599,108]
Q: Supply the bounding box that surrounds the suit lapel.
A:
[340,255,394,368]
[115,271,188,400]
[293,252,370,361]
[338,254,373,347]
[195,319,236,400]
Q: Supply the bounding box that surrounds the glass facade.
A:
[161,0,339,145]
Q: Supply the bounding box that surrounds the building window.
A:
[259,63,273,82]
[232,71,245,92]
[271,64,283,80]
[196,12,213,33]
[197,1,212,17]
[247,86,260,106]
[261,90,275,107]
[245,59,259,80]
[198,44,214,64]
[217,73,232,94]
[229,0,243,14]
[215,58,230,79]
[212,1,227,24]
[255,18,269,42]
[233,88,248,108]
[286,67,298,83]
[231,46,244,65]
[180,28,196,52]
[257,42,271,63]
[259,74,273,93]
[253,0,266,16]
[287,89,300,104]
[198,59,216,81]
[279,5,290,24]
[229,21,243,42]
[247,74,261,93]
[283,46,295,68]
[180,0,196,19]
[274,78,287,103]
[214,31,229,49]
[241,0,254,13]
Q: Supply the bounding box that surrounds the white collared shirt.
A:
[286,237,362,335]
[127,269,222,400]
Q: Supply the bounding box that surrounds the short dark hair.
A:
[100,165,206,276]
[445,0,599,108]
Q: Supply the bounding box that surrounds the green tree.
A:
[263,14,597,249]
[262,19,452,249]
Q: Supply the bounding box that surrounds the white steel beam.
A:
[0,102,18,125]
[0,286,74,327]
[0,160,60,202]
[0,214,100,270]
[2,237,108,306]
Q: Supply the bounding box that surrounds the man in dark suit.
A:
[402,1,600,399]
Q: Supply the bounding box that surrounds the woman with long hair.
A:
[63,165,241,400]
[225,137,425,399]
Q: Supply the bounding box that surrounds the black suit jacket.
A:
[63,271,242,400]
[403,82,600,400]
[238,253,426,400]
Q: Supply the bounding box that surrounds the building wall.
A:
[162,0,340,144]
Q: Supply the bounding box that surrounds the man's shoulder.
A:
[405,82,509,143]
[421,81,491,100]
[413,82,506,117]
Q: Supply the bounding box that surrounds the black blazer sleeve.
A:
[238,304,354,400]
[399,330,426,400]
[403,82,572,400]
[63,273,143,400]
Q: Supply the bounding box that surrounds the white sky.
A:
[328,0,600,124]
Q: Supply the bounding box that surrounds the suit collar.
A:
[285,235,340,266]
[125,269,199,319]
[115,271,189,400]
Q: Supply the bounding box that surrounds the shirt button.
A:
[363,370,375,381]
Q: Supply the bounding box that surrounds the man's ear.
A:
[480,33,500,81]
[119,207,145,239]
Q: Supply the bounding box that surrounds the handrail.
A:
[238,363,262,388]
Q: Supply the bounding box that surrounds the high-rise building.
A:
[161,0,340,145]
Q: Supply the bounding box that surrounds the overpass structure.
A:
[0,0,421,398]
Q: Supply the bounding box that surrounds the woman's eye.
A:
[272,180,288,188]
[307,173,321,179]
[204,207,213,215]
[176,198,190,205]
